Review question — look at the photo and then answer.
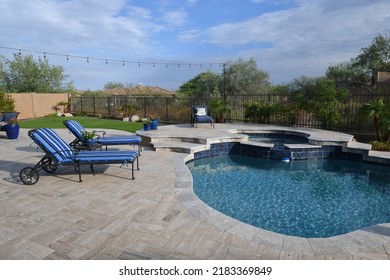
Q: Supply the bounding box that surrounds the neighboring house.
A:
[377,72,390,84]
[104,85,177,96]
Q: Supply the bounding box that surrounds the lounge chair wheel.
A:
[41,156,57,173]
[19,167,39,185]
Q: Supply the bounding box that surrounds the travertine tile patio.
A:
[0,124,389,259]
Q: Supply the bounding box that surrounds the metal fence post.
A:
[93,97,96,116]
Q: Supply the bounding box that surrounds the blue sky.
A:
[0,0,389,90]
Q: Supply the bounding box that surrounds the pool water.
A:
[187,155,390,238]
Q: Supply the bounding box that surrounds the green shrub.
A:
[0,92,15,112]
[370,141,390,151]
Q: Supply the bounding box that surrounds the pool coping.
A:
[139,124,390,258]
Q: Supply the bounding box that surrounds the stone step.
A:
[151,141,208,154]
[342,141,372,155]
[150,136,207,144]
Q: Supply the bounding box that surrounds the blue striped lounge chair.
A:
[19,128,139,185]
[63,120,142,153]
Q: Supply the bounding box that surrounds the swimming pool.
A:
[187,155,390,238]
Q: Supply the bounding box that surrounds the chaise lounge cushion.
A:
[63,119,141,147]
[32,128,138,165]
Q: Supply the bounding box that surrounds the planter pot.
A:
[83,139,94,144]
[151,118,158,130]
[6,123,20,139]
[143,123,151,131]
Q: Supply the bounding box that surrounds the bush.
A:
[244,101,295,124]
[0,92,15,111]
[370,141,390,151]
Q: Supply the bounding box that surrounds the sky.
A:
[0,0,389,91]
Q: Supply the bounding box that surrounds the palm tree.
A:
[358,99,386,141]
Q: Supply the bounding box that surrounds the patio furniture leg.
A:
[77,162,82,182]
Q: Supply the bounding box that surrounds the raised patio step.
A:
[151,140,208,154]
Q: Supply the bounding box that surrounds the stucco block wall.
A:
[10,93,70,120]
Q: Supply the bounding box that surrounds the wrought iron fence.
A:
[70,90,390,138]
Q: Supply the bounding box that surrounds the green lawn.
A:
[18,116,143,133]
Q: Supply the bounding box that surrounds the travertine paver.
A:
[0,124,389,260]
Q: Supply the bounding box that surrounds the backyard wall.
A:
[9,93,70,120]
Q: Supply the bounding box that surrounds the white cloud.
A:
[185,0,390,82]
[161,10,188,27]
[1,0,389,89]
[0,0,166,57]
[186,0,198,5]
[178,29,200,41]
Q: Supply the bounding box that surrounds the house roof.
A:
[104,86,176,96]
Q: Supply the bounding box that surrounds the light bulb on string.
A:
[0,46,224,72]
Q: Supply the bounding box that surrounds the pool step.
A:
[342,141,372,154]
[151,139,209,153]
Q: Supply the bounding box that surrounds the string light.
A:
[0,46,223,69]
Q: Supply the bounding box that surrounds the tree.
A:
[178,70,222,98]
[0,54,72,92]
[179,58,270,98]
[224,58,270,95]
[353,34,390,85]
[358,99,389,141]
[290,76,350,129]
[326,61,370,87]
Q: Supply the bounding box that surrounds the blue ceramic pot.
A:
[144,123,151,131]
[151,119,158,130]
[6,123,19,139]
